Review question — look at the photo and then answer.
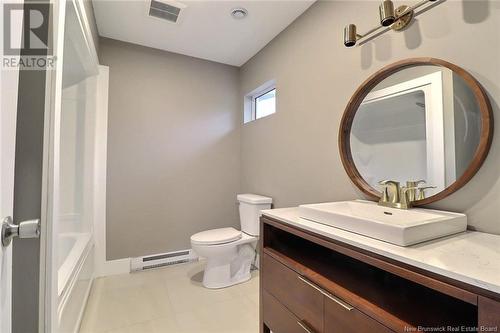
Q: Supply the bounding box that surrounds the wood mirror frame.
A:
[339,58,494,206]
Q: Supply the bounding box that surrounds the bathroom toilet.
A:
[190,194,272,289]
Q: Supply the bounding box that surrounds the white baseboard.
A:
[95,258,130,278]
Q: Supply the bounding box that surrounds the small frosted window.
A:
[255,89,276,119]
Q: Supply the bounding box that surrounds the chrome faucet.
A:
[378,180,417,209]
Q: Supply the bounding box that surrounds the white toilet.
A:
[190,194,272,289]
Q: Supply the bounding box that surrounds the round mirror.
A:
[339,58,493,205]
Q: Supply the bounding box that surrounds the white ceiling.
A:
[93,0,315,66]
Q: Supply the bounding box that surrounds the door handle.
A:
[1,216,40,247]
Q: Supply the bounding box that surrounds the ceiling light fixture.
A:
[231,8,248,19]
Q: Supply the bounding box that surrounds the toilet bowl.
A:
[190,194,272,289]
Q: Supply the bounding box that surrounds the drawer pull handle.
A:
[297,321,315,333]
[297,275,354,311]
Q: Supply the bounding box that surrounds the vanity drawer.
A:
[263,290,318,333]
[262,253,324,333]
[324,293,393,333]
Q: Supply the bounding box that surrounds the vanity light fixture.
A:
[343,24,357,47]
[343,0,441,47]
[379,0,396,26]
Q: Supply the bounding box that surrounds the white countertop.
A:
[262,207,500,296]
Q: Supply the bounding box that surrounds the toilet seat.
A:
[191,227,242,246]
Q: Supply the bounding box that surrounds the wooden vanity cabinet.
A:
[479,296,500,328]
[260,216,500,333]
[262,290,313,333]
[262,253,323,332]
[324,296,392,333]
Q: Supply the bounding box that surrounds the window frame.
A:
[252,87,276,120]
[244,80,276,124]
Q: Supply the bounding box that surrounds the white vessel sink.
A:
[298,200,467,246]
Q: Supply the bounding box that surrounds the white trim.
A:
[43,0,101,330]
[244,80,276,123]
[93,65,130,278]
[57,234,92,297]
[0,1,21,330]
[57,240,93,318]
[72,0,99,76]
[73,277,93,333]
[43,0,67,330]
[57,243,95,333]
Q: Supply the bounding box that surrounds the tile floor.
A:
[80,261,259,333]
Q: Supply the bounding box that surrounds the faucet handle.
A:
[379,180,400,190]
[378,180,400,203]
[378,181,391,203]
[379,179,399,185]
[405,180,425,201]
[380,187,390,202]
[401,186,418,196]
[406,180,426,187]
[417,186,437,200]
[400,186,419,208]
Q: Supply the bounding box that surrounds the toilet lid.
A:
[191,227,242,245]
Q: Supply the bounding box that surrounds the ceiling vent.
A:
[149,0,185,23]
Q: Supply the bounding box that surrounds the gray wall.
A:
[239,1,500,234]
[99,38,241,259]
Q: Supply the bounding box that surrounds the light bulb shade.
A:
[379,0,395,26]
[343,24,357,47]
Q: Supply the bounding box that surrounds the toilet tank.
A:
[237,194,272,236]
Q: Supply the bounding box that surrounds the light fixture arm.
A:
[343,0,444,47]
[400,0,434,16]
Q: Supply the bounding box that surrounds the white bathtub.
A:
[57,233,94,333]
[58,233,91,296]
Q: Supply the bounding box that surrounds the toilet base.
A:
[201,243,256,289]
[203,270,252,289]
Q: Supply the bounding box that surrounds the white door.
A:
[0,1,23,330]
[1,1,51,331]
[1,1,95,330]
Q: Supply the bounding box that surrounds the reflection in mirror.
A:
[350,65,482,198]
